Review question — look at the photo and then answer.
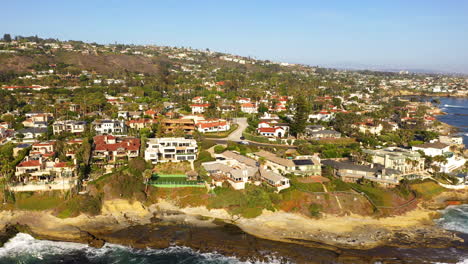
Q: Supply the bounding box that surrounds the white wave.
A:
[444,104,466,108]
[0,233,284,264]
[437,205,468,234]
[0,233,89,259]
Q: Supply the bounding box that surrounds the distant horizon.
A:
[3,0,468,74]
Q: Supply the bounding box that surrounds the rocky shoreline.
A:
[0,193,467,263]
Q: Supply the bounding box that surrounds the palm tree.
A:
[143,169,152,195]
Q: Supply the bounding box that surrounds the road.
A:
[205,117,297,149]
[226,117,248,141]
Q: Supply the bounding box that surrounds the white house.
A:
[436,155,466,173]
[308,111,333,122]
[257,127,285,138]
[145,137,198,164]
[240,103,258,114]
[190,104,210,114]
[412,142,450,157]
[92,119,126,135]
[196,119,230,133]
[237,98,251,104]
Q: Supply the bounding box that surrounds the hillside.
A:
[0,52,168,74]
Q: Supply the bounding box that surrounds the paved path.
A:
[206,117,297,149]
[226,117,248,141]
[205,117,247,141]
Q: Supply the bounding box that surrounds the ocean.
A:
[435,97,468,145]
[1,205,468,264]
[0,233,281,264]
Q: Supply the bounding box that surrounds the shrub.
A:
[214,145,226,154]
[200,139,216,150]
[55,194,102,218]
[309,203,322,217]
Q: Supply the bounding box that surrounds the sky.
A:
[3,0,468,73]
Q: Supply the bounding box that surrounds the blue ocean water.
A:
[436,97,468,145]
[0,233,283,264]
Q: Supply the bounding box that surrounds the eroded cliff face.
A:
[0,196,464,253]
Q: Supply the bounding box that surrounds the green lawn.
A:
[410,180,446,199]
[15,192,64,211]
[349,183,394,207]
[150,174,205,188]
[290,178,324,192]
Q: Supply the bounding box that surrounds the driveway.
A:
[225,117,248,141]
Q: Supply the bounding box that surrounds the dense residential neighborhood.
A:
[0,34,467,229]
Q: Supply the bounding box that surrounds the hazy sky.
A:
[3,0,468,73]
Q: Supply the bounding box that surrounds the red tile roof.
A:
[190,104,210,107]
[18,160,41,167]
[54,162,73,168]
[258,127,283,133]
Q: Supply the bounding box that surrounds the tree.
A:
[290,96,309,137]
[3,34,11,42]
[258,103,268,114]
[143,169,152,195]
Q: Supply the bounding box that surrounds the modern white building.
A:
[412,142,450,157]
[92,119,126,135]
[144,137,198,164]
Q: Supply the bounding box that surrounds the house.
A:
[305,125,325,134]
[16,128,48,139]
[257,127,285,138]
[13,156,77,192]
[363,147,425,174]
[309,111,333,121]
[307,130,341,139]
[53,120,87,135]
[92,135,140,163]
[237,98,251,104]
[353,122,383,135]
[219,105,235,113]
[412,142,450,157]
[439,135,464,146]
[144,109,158,118]
[221,150,258,167]
[92,119,126,135]
[436,154,466,173]
[118,111,129,119]
[162,119,196,134]
[13,141,77,192]
[191,96,205,104]
[22,112,53,128]
[190,104,210,114]
[322,160,400,188]
[240,103,258,114]
[127,119,157,130]
[250,150,321,176]
[202,159,259,190]
[25,111,53,120]
[196,119,230,133]
[144,137,198,164]
[259,168,290,192]
[216,151,290,191]
[32,141,55,154]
